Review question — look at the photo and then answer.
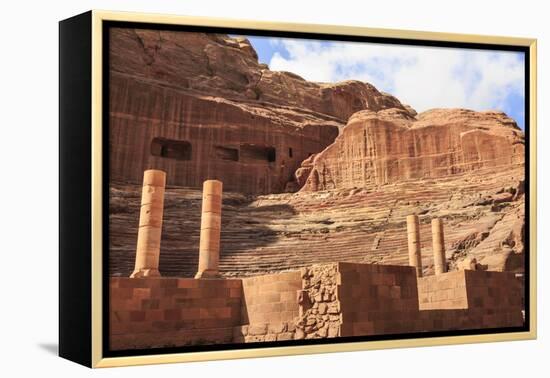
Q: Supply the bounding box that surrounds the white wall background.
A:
[0,0,547,376]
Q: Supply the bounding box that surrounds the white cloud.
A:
[267,38,525,115]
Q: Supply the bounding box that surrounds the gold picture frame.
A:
[59,9,537,368]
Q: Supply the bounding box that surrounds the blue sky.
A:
[245,36,525,129]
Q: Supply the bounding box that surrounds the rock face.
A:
[110,164,525,278]
[109,28,409,194]
[108,28,526,279]
[298,108,524,191]
[110,263,523,349]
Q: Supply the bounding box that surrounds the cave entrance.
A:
[151,138,192,160]
[240,144,276,163]
[215,146,239,161]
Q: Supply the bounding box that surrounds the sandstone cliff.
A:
[108,28,526,277]
[110,29,408,122]
[298,108,524,191]
[109,29,411,193]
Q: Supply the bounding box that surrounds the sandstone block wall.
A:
[417,270,523,328]
[240,271,302,325]
[418,270,469,310]
[336,265,523,336]
[109,277,242,350]
[337,263,420,336]
[233,321,297,343]
[462,270,524,327]
[109,263,524,350]
[237,271,302,344]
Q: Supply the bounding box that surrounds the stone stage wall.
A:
[109,277,242,350]
[109,263,524,350]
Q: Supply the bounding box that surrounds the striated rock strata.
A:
[108,28,526,279]
[110,164,524,277]
[298,108,524,191]
[109,29,410,194]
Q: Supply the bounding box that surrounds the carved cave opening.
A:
[240,144,276,163]
[151,138,192,160]
[215,145,239,161]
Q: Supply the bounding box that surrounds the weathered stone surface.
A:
[131,169,166,278]
[110,165,524,278]
[406,214,423,277]
[108,27,526,352]
[277,332,294,341]
[110,263,523,350]
[431,218,447,275]
[109,29,410,194]
[248,324,268,336]
[109,28,525,281]
[298,108,524,192]
[294,264,341,339]
[110,29,409,121]
[195,180,223,278]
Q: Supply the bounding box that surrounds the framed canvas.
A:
[59,10,537,368]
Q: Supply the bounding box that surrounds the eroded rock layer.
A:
[109,164,524,278]
[299,108,524,191]
[108,28,525,279]
[109,29,409,194]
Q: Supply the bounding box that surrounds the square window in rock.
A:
[241,144,276,163]
[215,146,239,161]
[151,138,192,160]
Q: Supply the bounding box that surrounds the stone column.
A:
[195,180,223,278]
[406,214,423,277]
[431,218,447,275]
[131,169,166,278]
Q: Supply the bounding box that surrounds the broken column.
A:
[195,180,223,278]
[431,218,447,275]
[131,169,166,278]
[406,214,423,277]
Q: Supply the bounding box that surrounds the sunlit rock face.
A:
[108,28,525,279]
[298,108,524,192]
[109,28,410,194]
